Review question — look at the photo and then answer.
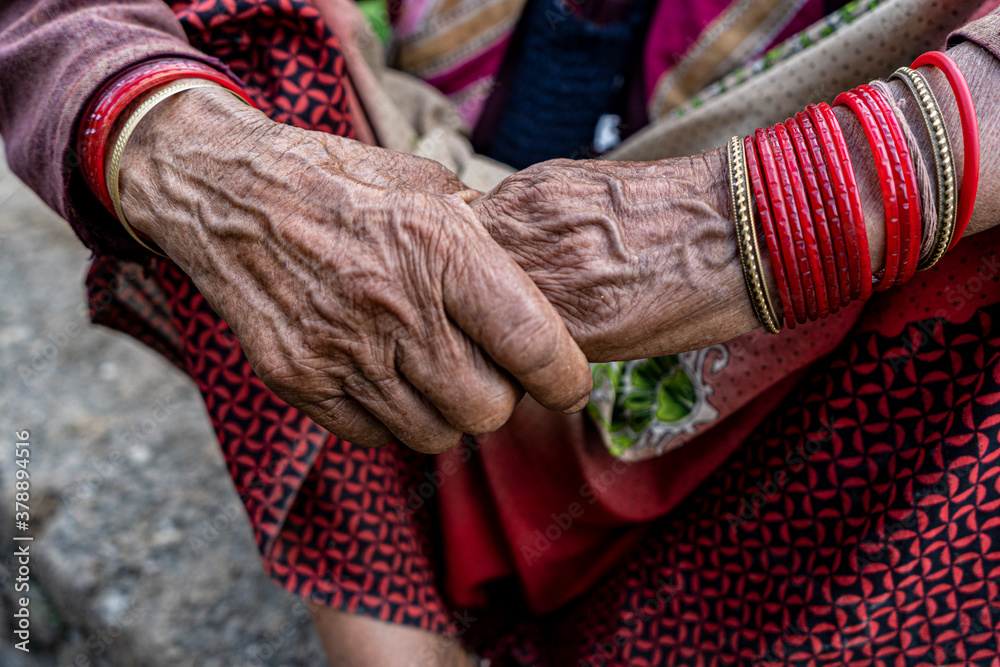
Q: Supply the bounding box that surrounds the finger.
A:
[241,336,399,448]
[349,373,464,454]
[443,207,593,413]
[395,325,523,435]
[305,395,396,448]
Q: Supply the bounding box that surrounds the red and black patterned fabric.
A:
[493,257,1000,664]
[169,0,354,137]
[78,0,1000,664]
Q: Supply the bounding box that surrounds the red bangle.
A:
[767,125,819,321]
[759,126,813,322]
[775,122,830,319]
[796,111,850,308]
[77,58,255,215]
[911,51,980,251]
[811,103,872,302]
[857,84,922,286]
[834,90,900,293]
[745,134,796,330]
[784,117,839,316]
[754,128,807,325]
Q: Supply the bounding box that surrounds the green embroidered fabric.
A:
[358,0,391,44]
[587,347,728,458]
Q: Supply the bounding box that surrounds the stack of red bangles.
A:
[728,50,980,334]
[77,58,256,256]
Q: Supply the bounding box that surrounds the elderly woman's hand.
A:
[471,153,763,361]
[114,87,592,453]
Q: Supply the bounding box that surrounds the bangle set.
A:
[77,58,255,255]
[728,50,980,333]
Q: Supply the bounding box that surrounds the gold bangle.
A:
[727,136,782,334]
[106,79,250,257]
[891,67,957,271]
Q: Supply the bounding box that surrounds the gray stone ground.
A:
[0,143,327,665]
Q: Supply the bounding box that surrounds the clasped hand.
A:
[118,88,755,453]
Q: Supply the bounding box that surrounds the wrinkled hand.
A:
[471,156,763,361]
[115,87,592,453]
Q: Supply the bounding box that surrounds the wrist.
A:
[650,148,765,347]
[115,85,277,270]
[78,58,254,218]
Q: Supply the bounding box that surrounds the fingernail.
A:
[564,393,591,414]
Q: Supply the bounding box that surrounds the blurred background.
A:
[0,140,325,666]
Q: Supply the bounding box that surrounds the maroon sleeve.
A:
[950,5,1000,58]
[0,0,227,257]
